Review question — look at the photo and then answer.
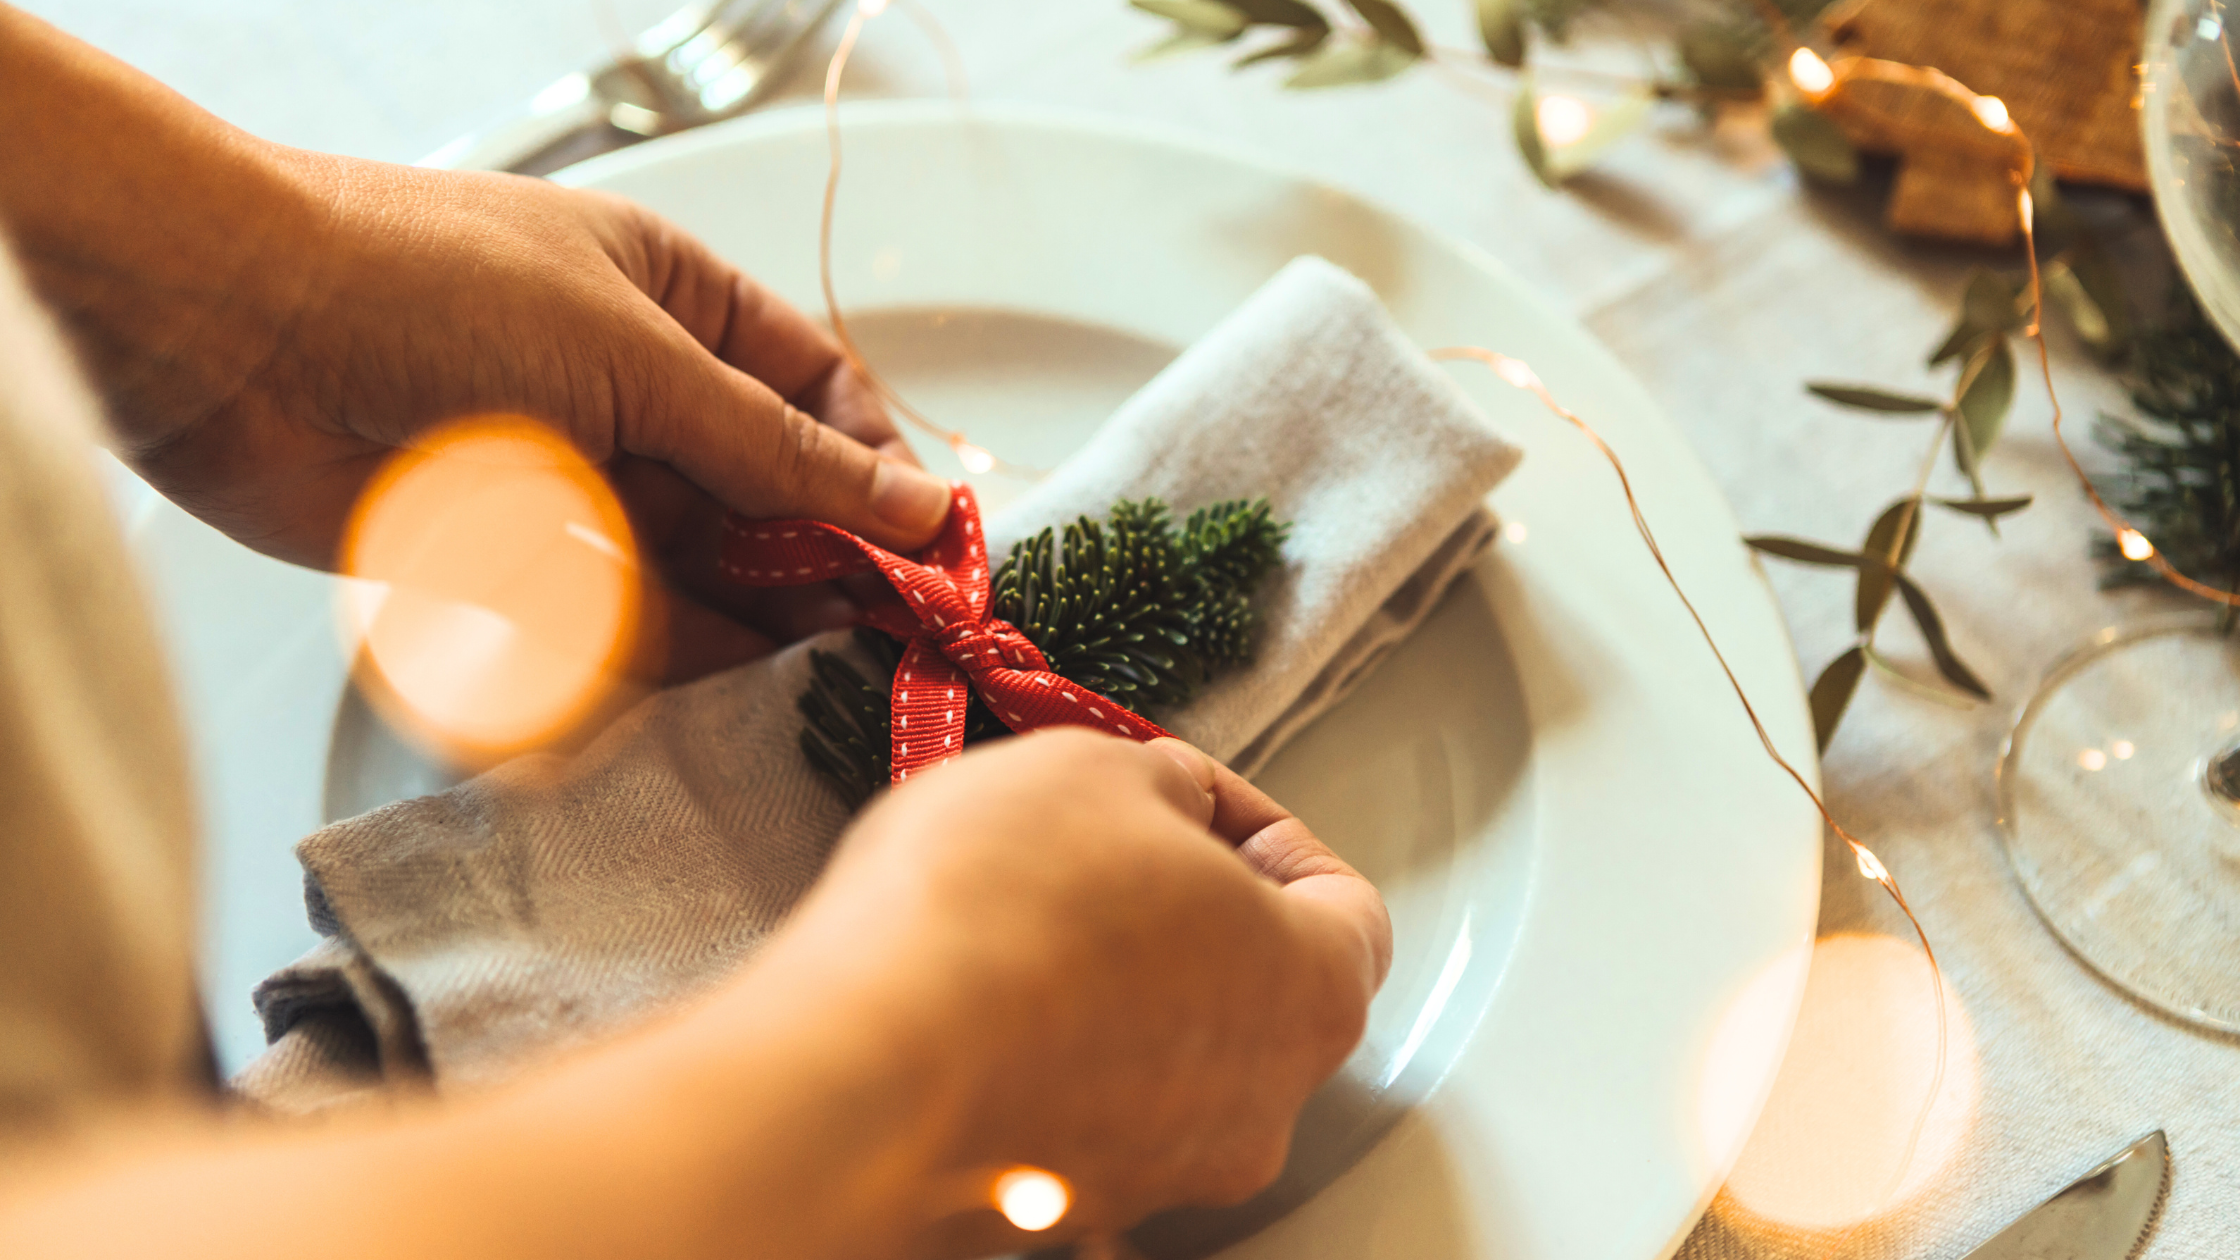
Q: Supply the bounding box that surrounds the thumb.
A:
[626,334,952,553]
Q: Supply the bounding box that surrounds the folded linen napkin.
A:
[235,256,1523,1105]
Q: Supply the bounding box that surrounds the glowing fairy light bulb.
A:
[1970,94,2011,133]
[1489,354,1541,391]
[857,0,888,15]
[953,440,996,475]
[1852,843,1890,885]
[992,1166,1070,1231]
[1535,94,1594,148]
[1788,48,1835,98]
[2118,528,2155,561]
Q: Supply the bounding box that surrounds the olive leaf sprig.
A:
[1745,266,2052,749]
[1122,3,2128,348]
[1125,0,1861,187]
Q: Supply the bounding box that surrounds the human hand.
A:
[717,730,1392,1254]
[0,13,949,680]
[169,160,949,679]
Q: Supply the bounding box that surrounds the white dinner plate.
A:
[123,100,1822,1259]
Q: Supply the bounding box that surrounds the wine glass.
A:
[1997,612,2240,1032]
[1997,0,2240,1034]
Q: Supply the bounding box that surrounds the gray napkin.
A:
[234,256,1522,1106]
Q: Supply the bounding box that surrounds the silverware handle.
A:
[418,74,609,172]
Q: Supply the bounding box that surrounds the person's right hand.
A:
[737,729,1393,1254]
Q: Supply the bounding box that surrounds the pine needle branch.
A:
[2093,295,2240,595]
[798,497,1289,807]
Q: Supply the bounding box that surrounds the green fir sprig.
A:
[2093,294,2240,596]
[798,497,1291,807]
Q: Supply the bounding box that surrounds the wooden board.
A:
[1819,0,2146,243]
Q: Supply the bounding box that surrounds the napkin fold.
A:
[235,256,1522,1106]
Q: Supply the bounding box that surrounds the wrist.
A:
[0,7,325,455]
[483,935,977,1260]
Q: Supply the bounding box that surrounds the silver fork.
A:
[421,0,848,173]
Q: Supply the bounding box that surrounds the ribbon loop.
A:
[721,483,1169,781]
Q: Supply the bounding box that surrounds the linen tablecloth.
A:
[34,0,2237,1255]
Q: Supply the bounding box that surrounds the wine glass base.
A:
[1998,612,2240,1033]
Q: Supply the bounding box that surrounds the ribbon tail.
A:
[889,638,971,783]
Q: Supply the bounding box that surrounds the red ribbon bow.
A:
[718,483,1170,782]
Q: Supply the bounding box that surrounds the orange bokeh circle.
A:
[339,416,641,761]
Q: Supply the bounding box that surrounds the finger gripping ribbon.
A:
[719,483,1170,782]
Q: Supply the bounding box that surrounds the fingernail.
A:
[1149,737,1217,799]
[872,461,951,536]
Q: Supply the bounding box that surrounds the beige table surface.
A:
[23,1,2239,1256]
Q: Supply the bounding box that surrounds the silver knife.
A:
[1962,1131,2170,1260]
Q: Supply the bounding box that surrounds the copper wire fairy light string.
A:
[1430,345,1950,1219]
[812,6,1965,1227]
[820,0,1034,478]
[1800,52,2238,603]
[895,0,970,103]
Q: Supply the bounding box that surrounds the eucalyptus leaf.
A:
[1861,642,1978,709]
[1477,0,1526,67]
[1129,0,1249,37]
[2067,242,2131,353]
[1950,405,1987,500]
[1956,337,2016,461]
[1927,316,1986,368]
[1805,382,1942,414]
[1282,37,1415,86]
[1810,645,1868,751]
[1233,25,1326,66]
[1547,87,1654,179]
[1745,535,1874,568]
[1891,572,1990,699]
[1960,267,2027,335]
[1513,76,1554,187]
[1770,102,1857,183]
[2041,260,2108,349]
[1855,497,1921,632]
[1224,0,1328,26]
[1134,28,1232,59]
[1344,0,1424,55]
[1925,269,2025,367]
[1678,22,1762,92]
[1931,494,2033,520]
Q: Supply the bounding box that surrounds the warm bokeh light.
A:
[1536,94,1594,148]
[1970,94,2012,133]
[992,1166,1070,1231]
[1696,941,1813,1176]
[953,440,997,475]
[2118,528,2155,561]
[340,416,640,761]
[1717,932,1978,1234]
[1788,48,1835,98]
